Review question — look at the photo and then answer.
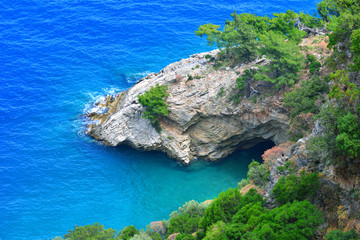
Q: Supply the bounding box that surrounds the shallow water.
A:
[0,0,318,239]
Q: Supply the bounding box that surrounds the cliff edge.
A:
[87,50,290,164]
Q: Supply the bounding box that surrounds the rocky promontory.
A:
[87,50,290,164]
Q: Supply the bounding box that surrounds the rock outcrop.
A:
[87,50,290,164]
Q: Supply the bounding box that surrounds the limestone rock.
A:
[87,50,290,164]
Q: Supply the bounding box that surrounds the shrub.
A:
[227,200,323,240]
[200,188,263,230]
[336,112,360,159]
[309,61,322,74]
[284,76,329,119]
[247,161,270,187]
[63,223,117,240]
[120,225,139,240]
[175,233,196,240]
[168,214,201,235]
[272,171,321,205]
[325,229,359,240]
[203,221,228,240]
[138,84,169,125]
[130,232,152,240]
[199,188,242,229]
[170,200,207,219]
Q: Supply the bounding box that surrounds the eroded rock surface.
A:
[87,50,290,164]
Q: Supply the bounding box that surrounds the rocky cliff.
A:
[87,50,290,164]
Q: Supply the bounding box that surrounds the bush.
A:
[203,221,228,240]
[175,233,196,240]
[247,161,270,187]
[130,232,152,240]
[120,225,139,240]
[309,61,322,74]
[199,188,263,230]
[199,188,242,229]
[336,112,360,159]
[63,223,117,240]
[284,76,329,119]
[168,214,201,235]
[272,171,321,205]
[138,84,169,125]
[325,229,359,240]
[170,200,207,219]
[226,200,323,240]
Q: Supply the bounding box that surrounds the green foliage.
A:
[256,31,304,88]
[309,61,322,74]
[237,178,250,190]
[196,13,259,62]
[247,161,270,187]
[226,200,323,240]
[236,69,256,91]
[63,223,117,240]
[195,23,221,47]
[187,75,194,81]
[298,12,324,29]
[217,87,225,97]
[272,171,321,205]
[175,233,196,240]
[326,0,360,51]
[170,200,207,219]
[329,70,360,105]
[277,160,297,174]
[120,225,139,240]
[284,76,329,119]
[199,188,242,229]
[306,104,345,164]
[168,214,201,235]
[306,54,317,64]
[325,229,359,240]
[336,112,360,159]
[199,188,263,230]
[138,84,169,125]
[130,232,152,240]
[307,53,322,74]
[316,0,340,21]
[351,29,360,71]
[203,221,228,240]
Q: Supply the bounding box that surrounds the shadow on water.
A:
[107,139,276,172]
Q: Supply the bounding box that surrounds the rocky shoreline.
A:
[86,50,290,164]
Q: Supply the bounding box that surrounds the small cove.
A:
[0,0,318,239]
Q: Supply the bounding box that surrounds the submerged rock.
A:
[87,50,290,164]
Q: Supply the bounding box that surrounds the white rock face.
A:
[88,50,290,164]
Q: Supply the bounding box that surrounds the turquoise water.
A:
[0,0,318,239]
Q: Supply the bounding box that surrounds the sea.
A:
[0,0,319,239]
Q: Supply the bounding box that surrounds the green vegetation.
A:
[62,223,117,240]
[226,200,323,240]
[236,69,256,91]
[138,84,169,127]
[195,10,322,88]
[325,229,359,240]
[272,171,321,205]
[284,76,329,119]
[255,31,304,88]
[246,160,270,188]
[195,14,259,62]
[306,54,322,74]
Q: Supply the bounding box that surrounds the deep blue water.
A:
[0,0,319,239]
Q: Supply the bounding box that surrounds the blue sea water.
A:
[0,0,319,239]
